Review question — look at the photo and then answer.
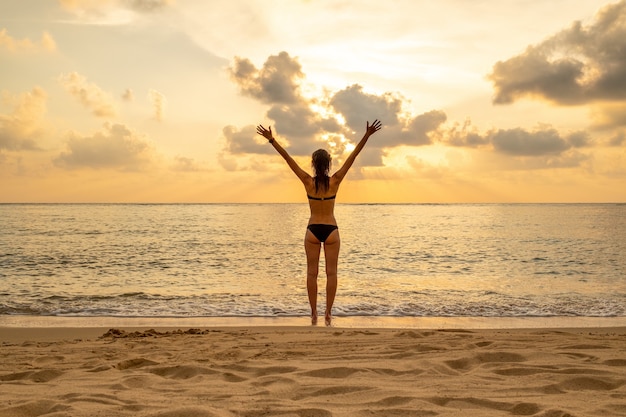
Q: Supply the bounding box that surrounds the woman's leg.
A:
[304,230,322,324]
[322,230,340,326]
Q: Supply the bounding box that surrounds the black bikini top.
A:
[307,194,336,201]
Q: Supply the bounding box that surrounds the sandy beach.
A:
[1,325,625,417]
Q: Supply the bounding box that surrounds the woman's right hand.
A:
[256,125,274,142]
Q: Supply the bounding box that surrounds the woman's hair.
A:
[311,149,331,193]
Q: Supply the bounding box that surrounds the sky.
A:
[1,0,625,203]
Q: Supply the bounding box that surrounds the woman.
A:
[256,119,382,325]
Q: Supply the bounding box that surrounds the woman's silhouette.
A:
[257,120,382,325]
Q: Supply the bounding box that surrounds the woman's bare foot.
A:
[311,312,318,325]
[325,312,332,326]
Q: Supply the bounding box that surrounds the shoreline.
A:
[2,315,626,344]
[2,314,626,329]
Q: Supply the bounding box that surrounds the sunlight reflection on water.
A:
[1,203,624,317]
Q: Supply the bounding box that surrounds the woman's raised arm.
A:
[333,119,381,183]
[257,124,311,183]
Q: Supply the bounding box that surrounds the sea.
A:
[1,203,625,327]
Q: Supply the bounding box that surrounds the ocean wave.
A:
[1,291,623,318]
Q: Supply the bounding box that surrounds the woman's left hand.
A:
[365,119,382,137]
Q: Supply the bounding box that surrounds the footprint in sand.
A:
[0,399,72,416]
[121,375,156,389]
[61,392,131,407]
[300,366,363,379]
[143,407,220,417]
[149,365,219,380]
[221,372,247,382]
[116,358,159,370]
[427,396,541,415]
[394,331,436,338]
[294,385,371,401]
[33,355,65,365]
[556,376,624,391]
[445,351,527,372]
[603,359,626,367]
[0,369,63,383]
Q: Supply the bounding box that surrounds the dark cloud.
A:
[229,52,304,105]
[330,84,447,148]
[567,131,590,148]
[492,128,574,156]
[401,110,447,145]
[447,119,490,148]
[330,84,402,128]
[223,125,274,155]
[267,103,323,139]
[265,103,339,154]
[54,123,153,170]
[488,0,626,105]
[0,129,38,151]
[447,124,590,157]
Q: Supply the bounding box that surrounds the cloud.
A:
[222,124,274,156]
[329,84,403,130]
[40,32,57,52]
[171,155,202,172]
[0,29,57,53]
[59,0,114,10]
[126,0,174,12]
[488,0,626,105]
[329,84,447,162]
[59,72,117,118]
[121,88,134,102]
[492,128,582,156]
[57,0,173,26]
[265,103,337,154]
[148,89,165,121]
[217,151,238,171]
[0,87,47,151]
[59,0,174,17]
[468,148,592,173]
[446,123,591,158]
[54,123,153,170]
[609,131,625,146]
[225,52,447,166]
[229,51,304,105]
[228,51,340,155]
[447,119,491,148]
[591,103,626,129]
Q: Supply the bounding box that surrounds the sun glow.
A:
[384,144,452,170]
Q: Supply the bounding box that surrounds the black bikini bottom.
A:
[307,224,338,243]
